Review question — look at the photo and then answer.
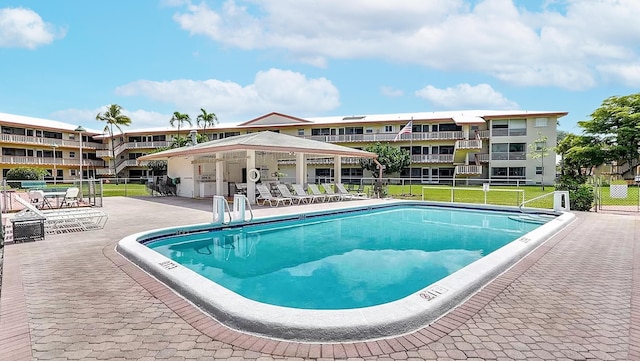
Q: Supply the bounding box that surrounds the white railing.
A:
[0,133,105,149]
[455,139,482,150]
[411,154,454,163]
[421,185,525,206]
[301,131,464,143]
[0,156,101,166]
[455,165,482,175]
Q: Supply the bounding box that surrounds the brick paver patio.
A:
[1,196,639,360]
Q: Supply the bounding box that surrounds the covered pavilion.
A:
[137,131,380,204]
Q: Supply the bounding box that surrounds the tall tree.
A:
[96,104,132,176]
[556,134,607,183]
[169,111,192,145]
[359,142,410,175]
[196,108,218,140]
[579,93,640,177]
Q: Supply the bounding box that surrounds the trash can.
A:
[11,215,45,242]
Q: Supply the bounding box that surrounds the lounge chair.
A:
[28,190,52,209]
[336,183,367,199]
[292,184,325,203]
[321,183,350,201]
[60,187,80,208]
[308,184,340,202]
[256,184,293,207]
[276,184,311,204]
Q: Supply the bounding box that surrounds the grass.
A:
[388,184,556,209]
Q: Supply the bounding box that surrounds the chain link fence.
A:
[593,178,640,212]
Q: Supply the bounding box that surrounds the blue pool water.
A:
[147,205,545,310]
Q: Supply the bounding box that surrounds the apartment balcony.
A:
[116,159,150,174]
[0,134,104,149]
[0,156,103,167]
[454,139,483,164]
[278,157,363,166]
[301,131,464,143]
[474,153,490,163]
[96,141,172,159]
[411,154,454,163]
[455,165,483,175]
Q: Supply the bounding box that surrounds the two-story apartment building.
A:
[0,110,566,186]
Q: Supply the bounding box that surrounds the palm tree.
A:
[169,111,192,145]
[196,108,218,140]
[96,104,132,176]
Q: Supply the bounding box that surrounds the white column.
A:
[246,150,257,204]
[333,155,341,184]
[215,154,224,197]
[296,152,306,185]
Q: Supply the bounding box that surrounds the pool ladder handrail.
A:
[213,196,233,225]
[519,191,570,213]
[232,194,254,223]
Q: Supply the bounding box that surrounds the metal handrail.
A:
[241,195,254,222]
[518,191,555,212]
[221,197,233,225]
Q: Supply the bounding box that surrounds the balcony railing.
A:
[411,154,454,163]
[97,141,172,159]
[301,131,464,143]
[278,157,362,165]
[455,165,483,175]
[475,153,490,163]
[0,134,105,149]
[455,139,482,150]
[0,156,102,166]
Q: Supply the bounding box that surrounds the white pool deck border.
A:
[116,200,576,342]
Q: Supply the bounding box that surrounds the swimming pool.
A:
[117,200,575,341]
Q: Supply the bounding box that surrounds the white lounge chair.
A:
[256,184,293,207]
[321,183,350,201]
[292,184,324,203]
[336,183,367,199]
[60,187,80,208]
[28,190,52,209]
[308,184,340,202]
[276,184,311,204]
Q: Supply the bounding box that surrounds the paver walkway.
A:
[1,196,639,360]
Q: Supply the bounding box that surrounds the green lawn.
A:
[388,184,556,209]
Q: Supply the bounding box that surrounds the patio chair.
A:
[308,184,340,202]
[28,190,52,209]
[256,184,293,207]
[321,183,349,201]
[60,187,80,208]
[336,183,367,199]
[276,184,311,204]
[292,184,325,203]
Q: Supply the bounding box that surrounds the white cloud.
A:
[415,83,519,109]
[597,64,640,87]
[170,0,640,90]
[380,86,404,97]
[51,106,173,131]
[114,68,340,121]
[0,7,65,49]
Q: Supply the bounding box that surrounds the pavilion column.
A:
[333,155,341,184]
[215,153,224,197]
[246,149,257,204]
[296,152,306,185]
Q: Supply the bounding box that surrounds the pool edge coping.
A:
[115,201,577,342]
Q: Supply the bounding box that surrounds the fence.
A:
[593,178,640,212]
[421,186,526,207]
[1,178,104,213]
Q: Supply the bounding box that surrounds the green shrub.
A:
[556,177,594,211]
[5,167,47,189]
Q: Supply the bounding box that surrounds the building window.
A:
[492,167,525,178]
[535,118,548,127]
[492,167,507,177]
[365,127,373,133]
[491,143,526,160]
[384,125,393,132]
[492,119,527,136]
[70,169,77,176]
[534,140,547,151]
[536,166,543,175]
[69,152,76,158]
[298,129,305,136]
[311,128,331,136]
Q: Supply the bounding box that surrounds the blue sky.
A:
[1,0,639,133]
